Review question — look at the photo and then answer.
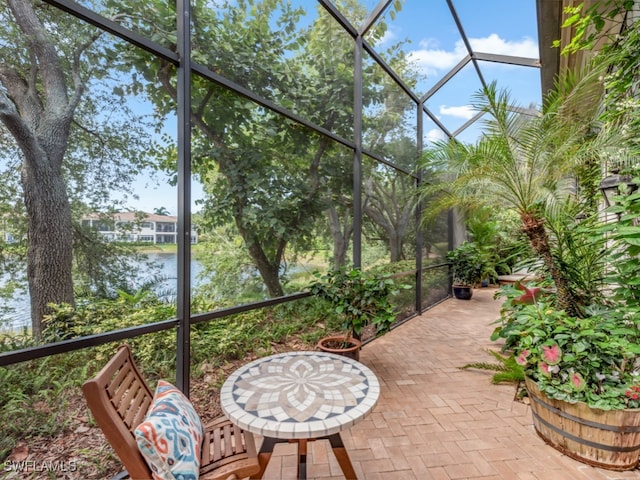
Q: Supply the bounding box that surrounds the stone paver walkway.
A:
[256,287,640,479]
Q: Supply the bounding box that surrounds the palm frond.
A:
[419,60,632,221]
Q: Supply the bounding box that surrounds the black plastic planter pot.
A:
[452,285,473,300]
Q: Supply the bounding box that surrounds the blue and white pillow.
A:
[135,380,204,480]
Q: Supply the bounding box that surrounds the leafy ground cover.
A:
[0,266,436,479]
[1,334,316,480]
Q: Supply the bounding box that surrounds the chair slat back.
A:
[82,344,153,479]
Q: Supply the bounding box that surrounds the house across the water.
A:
[81,212,197,244]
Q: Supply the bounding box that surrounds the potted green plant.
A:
[487,176,640,471]
[492,176,640,469]
[417,35,640,470]
[466,208,498,287]
[492,281,640,470]
[446,242,485,299]
[309,268,400,360]
[485,181,640,471]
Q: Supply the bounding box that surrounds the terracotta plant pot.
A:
[316,336,362,361]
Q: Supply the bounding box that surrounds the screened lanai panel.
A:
[364,0,465,99]
[361,157,416,268]
[420,204,449,309]
[352,0,385,19]
[424,62,484,142]
[421,264,449,310]
[191,0,354,140]
[362,52,419,168]
[312,140,356,272]
[422,112,448,146]
[188,81,355,305]
[0,6,181,343]
[71,0,177,49]
[70,42,181,331]
[360,157,417,322]
[331,0,383,30]
[480,61,542,111]
[422,208,449,264]
[455,0,538,48]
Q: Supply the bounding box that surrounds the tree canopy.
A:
[0,0,156,335]
[0,0,421,334]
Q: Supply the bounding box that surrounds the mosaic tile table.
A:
[220,351,380,480]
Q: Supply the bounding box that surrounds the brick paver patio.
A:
[255,287,640,479]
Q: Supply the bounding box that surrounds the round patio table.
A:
[220,350,380,479]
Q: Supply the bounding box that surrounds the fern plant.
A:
[460,349,525,384]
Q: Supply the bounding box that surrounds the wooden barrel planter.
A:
[525,377,640,471]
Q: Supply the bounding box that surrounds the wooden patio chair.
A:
[82,344,260,480]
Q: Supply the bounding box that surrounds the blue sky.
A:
[127,0,542,214]
[376,0,541,142]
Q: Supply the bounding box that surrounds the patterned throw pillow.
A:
[135,380,204,480]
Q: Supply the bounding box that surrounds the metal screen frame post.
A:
[175,0,192,395]
[353,35,364,269]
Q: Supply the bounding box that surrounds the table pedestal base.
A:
[251,433,357,480]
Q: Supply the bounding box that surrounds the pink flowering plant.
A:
[491,179,640,410]
[626,386,640,408]
[492,281,640,410]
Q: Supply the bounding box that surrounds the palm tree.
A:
[421,61,633,317]
[153,206,170,216]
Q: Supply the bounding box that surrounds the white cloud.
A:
[439,105,476,120]
[377,28,397,46]
[408,37,464,76]
[408,34,539,76]
[426,128,446,143]
[408,48,461,76]
[469,33,538,58]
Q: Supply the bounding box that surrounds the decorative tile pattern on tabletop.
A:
[220,351,380,439]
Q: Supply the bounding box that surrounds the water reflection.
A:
[0,252,203,333]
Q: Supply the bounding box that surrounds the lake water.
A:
[141,252,205,291]
[1,252,203,333]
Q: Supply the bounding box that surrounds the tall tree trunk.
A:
[237,226,285,297]
[389,233,403,262]
[520,212,579,317]
[22,153,74,337]
[1,0,80,337]
[363,176,413,263]
[326,205,352,269]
